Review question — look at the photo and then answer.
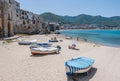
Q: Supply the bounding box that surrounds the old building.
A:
[48,22,60,32]
[0,0,14,37]
[0,0,43,37]
[14,9,43,34]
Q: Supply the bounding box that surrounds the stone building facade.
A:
[14,9,43,34]
[0,0,14,37]
[48,22,60,32]
[0,0,43,37]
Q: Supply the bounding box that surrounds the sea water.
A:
[60,29,120,47]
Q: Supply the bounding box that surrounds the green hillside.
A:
[40,12,66,23]
[40,12,120,27]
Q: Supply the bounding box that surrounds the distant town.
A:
[60,24,120,30]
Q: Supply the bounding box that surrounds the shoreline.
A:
[59,29,120,48]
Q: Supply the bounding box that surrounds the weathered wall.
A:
[0,0,14,37]
[0,0,44,37]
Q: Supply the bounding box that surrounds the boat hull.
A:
[30,47,59,55]
[18,42,31,45]
[18,39,37,45]
[31,49,58,55]
[65,66,92,74]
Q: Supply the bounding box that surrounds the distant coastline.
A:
[40,12,120,30]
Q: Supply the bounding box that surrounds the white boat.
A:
[30,46,59,55]
[66,37,72,39]
[18,39,37,45]
[65,57,95,76]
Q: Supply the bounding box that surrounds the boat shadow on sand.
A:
[67,67,97,81]
[30,52,61,57]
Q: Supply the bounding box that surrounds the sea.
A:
[59,29,120,47]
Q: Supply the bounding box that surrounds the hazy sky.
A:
[16,0,120,17]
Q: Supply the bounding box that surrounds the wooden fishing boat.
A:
[30,46,59,55]
[18,39,37,45]
[65,57,95,76]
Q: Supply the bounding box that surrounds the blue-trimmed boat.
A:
[49,40,58,42]
[65,57,95,76]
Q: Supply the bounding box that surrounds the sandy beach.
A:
[0,34,120,81]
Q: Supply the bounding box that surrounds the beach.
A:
[0,34,120,81]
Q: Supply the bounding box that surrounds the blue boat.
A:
[65,57,95,76]
[49,40,58,42]
[36,43,52,47]
[29,43,52,49]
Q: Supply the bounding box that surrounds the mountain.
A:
[40,12,120,27]
[40,12,66,23]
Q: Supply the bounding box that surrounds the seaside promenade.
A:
[0,34,120,81]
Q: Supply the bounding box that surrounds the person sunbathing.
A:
[68,44,76,49]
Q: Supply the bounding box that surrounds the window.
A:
[26,16,28,19]
[24,26,26,28]
[27,20,29,23]
[0,28,2,37]
[0,10,1,17]
[28,26,30,29]
[8,14,11,20]
[32,16,35,20]
[16,14,18,17]
[9,0,12,4]
[22,11,24,15]
[16,3,19,7]
[25,12,27,15]
[23,20,26,24]
[33,20,35,24]
[16,9,19,13]
[22,16,24,19]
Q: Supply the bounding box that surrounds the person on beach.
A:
[68,44,76,49]
[56,45,61,51]
[77,37,79,41]
[54,37,57,40]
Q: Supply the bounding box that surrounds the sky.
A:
[16,0,120,17]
